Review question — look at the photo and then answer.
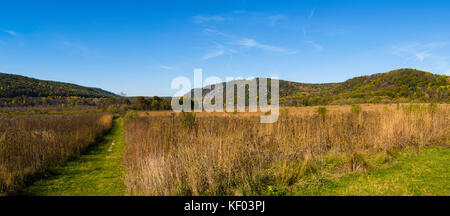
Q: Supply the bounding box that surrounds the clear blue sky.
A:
[1,0,450,96]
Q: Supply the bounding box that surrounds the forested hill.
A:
[280,68,449,105]
[0,72,118,98]
[189,69,449,106]
[1,69,448,108]
[326,69,449,103]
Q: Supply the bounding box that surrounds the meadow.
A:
[0,113,113,194]
[0,103,447,196]
[124,103,449,195]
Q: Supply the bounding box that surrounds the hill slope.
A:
[327,69,449,103]
[188,69,449,106]
[0,73,117,98]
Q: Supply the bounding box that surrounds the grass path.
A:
[298,147,450,196]
[14,116,448,196]
[18,118,126,196]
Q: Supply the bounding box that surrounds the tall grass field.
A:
[0,113,113,194]
[123,104,449,195]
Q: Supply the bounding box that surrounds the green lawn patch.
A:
[294,147,449,196]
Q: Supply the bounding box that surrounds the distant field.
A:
[0,105,106,115]
[137,103,448,117]
[124,103,449,195]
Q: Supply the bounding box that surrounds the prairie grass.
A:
[0,105,105,115]
[124,104,449,196]
[18,118,125,196]
[0,113,113,194]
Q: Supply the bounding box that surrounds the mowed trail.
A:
[18,118,126,196]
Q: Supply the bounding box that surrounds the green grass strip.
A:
[18,118,126,196]
[298,147,450,196]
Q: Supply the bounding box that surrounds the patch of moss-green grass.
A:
[293,147,449,196]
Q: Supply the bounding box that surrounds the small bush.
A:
[317,107,327,120]
[301,158,320,176]
[402,103,424,114]
[429,102,438,114]
[264,110,271,116]
[350,104,362,115]
[280,108,289,117]
[179,111,196,129]
[123,110,138,124]
[346,152,370,172]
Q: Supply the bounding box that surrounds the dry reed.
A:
[124,104,449,196]
[0,113,113,194]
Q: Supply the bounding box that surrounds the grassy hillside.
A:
[188,69,449,106]
[0,72,117,98]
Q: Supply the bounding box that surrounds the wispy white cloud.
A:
[203,28,234,39]
[238,38,296,54]
[203,28,296,55]
[160,65,177,71]
[193,15,231,24]
[3,30,18,36]
[302,31,324,52]
[391,42,450,74]
[268,15,286,26]
[421,42,449,50]
[308,8,316,20]
[415,52,430,62]
[202,50,226,60]
[304,40,323,52]
[302,9,324,52]
[201,41,240,61]
[61,40,89,53]
[57,39,101,59]
[392,42,448,62]
[302,27,307,38]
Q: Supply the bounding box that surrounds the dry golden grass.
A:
[0,113,113,194]
[137,103,439,117]
[124,103,449,195]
